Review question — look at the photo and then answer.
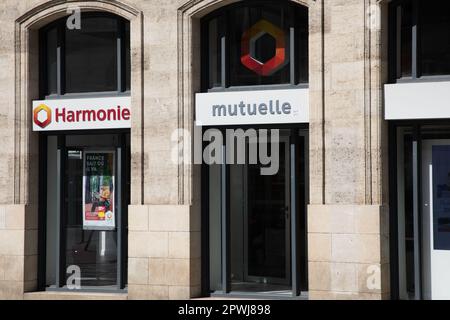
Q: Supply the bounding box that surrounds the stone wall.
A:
[127,205,201,299]
[307,0,390,299]
[0,0,391,300]
[0,205,37,299]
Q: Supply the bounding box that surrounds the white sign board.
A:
[32,96,131,131]
[385,81,450,120]
[195,88,309,126]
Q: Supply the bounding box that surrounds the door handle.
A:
[283,206,290,220]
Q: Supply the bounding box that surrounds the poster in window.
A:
[83,151,115,230]
[432,146,450,250]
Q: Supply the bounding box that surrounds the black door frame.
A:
[37,129,130,292]
[201,125,309,298]
[389,121,423,300]
[389,120,450,300]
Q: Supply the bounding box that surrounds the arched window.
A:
[199,1,310,298]
[201,1,308,91]
[389,0,450,81]
[40,12,130,98]
[37,12,131,290]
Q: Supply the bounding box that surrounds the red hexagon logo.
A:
[241,19,286,76]
[33,104,52,129]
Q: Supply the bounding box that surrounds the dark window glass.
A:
[65,17,118,93]
[65,148,118,286]
[41,14,130,97]
[420,0,450,76]
[229,5,290,87]
[296,7,309,84]
[125,22,131,91]
[208,17,224,88]
[227,131,292,291]
[203,2,308,90]
[399,2,412,78]
[402,133,415,294]
[46,27,58,95]
[432,145,450,250]
[246,142,287,280]
[390,0,450,81]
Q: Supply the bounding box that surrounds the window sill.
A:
[392,76,450,84]
[207,84,308,93]
[44,91,131,100]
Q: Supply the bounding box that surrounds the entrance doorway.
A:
[422,140,450,300]
[205,128,308,297]
[39,132,130,291]
[392,125,450,300]
[230,134,291,290]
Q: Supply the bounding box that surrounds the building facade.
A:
[0,0,447,300]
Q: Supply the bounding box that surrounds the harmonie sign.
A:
[32,96,131,131]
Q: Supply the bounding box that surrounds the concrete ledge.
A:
[23,291,128,300]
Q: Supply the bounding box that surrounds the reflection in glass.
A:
[402,133,415,295]
[206,129,310,295]
[246,142,287,279]
[45,27,58,95]
[125,22,131,91]
[229,5,290,87]
[399,3,412,78]
[203,2,308,89]
[65,16,118,93]
[228,135,290,292]
[432,145,450,250]
[209,164,222,291]
[65,149,117,286]
[46,136,58,286]
[208,17,224,89]
[420,0,450,76]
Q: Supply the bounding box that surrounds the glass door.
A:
[422,139,450,300]
[229,131,291,292]
[65,148,117,287]
[243,134,290,285]
[43,133,129,291]
[206,128,308,297]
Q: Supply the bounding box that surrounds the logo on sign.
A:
[33,104,52,129]
[241,20,286,76]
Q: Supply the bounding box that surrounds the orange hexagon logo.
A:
[33,104,52,129]
[241,20,286,76]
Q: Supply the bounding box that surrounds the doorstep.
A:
[24,291,128,300]
[192,297,256,300]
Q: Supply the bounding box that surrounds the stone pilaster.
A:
[307,0,390,299]
[127,205,201,300]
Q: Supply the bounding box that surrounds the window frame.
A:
[38,130,130,292]
[200,0,309,93]
[389,0,450,83]
[39,12,130,100]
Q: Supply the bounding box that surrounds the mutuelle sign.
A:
[32,96,131,131]
[195,89,309,126]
